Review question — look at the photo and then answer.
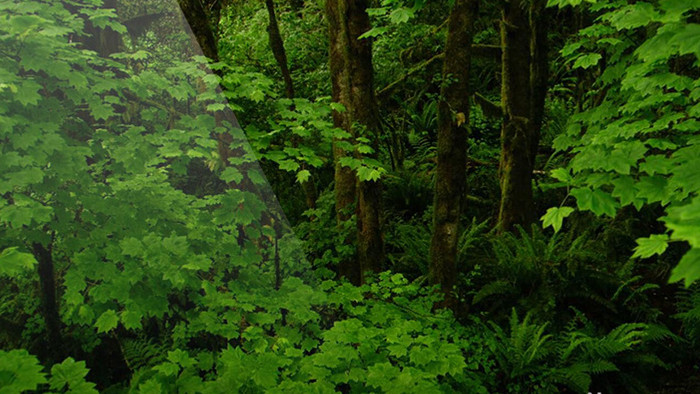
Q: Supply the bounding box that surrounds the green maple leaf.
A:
[669,248,700,287]
[409,345,436,366]
[49,358,96,393]
[15,80,42,106]
[154,362,180,377]
[0,247,37,277]
[138,379,162,394]
[637,176,669,204]
[366,362,400,389]
[608,3,658,30]
[0,350,47,393]
[573,53,602,69]
[612,176,638,207]
[571,188,618,217]
[632,234,669,258]
[95,310,119,333]
[296,169,311,183]
[550,168,573,183]
[278,160,300,172]
[541,207,575,233]
[120,310,143,330]
[221,167,243,184]
[389,7,414,24]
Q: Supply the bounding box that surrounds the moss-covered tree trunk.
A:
[497,0,536,233]
[346,0,384,279]
[326,0,384,284]
[429,0,478,303]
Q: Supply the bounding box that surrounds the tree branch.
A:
[377,44,502,100]
[377,52,445,100]
[473,92,502,118]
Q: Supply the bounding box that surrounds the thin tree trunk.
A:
[326,0,384,284]
[265,0,295,98]
[497,0,535,233]
[265,0,318,209]
[33,242,64,363]
[429,0,479,304]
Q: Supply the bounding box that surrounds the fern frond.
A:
[472,280,512,305]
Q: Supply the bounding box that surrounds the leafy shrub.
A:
[0,350,97,394]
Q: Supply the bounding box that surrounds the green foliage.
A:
[676,284,700,344]
[0,349,46,393]
[0,247,36,278]
[545,0,700,286]
[49,358,98,393]
[0,0,696,393]
[0,350,96,394]
[485,309,671,393]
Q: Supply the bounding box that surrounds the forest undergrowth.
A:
[1,0,700,393]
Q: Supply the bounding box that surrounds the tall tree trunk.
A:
[326,0,359,284]
[326,0,384,284]
[327,0,355,217]
[497,0,535,233]
[429,0,478,303]
[265,0,317,209]
[345,0,383,278]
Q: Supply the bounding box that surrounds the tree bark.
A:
[33,242,64,363]
[326,0,384,284]
[429,0,478,304]
[178,0,219,62]
[497,0,536,233]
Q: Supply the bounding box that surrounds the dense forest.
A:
[2,0,700,392]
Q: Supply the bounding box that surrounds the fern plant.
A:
[484,309,672,393]
[473,226,608,319]
[676,284,700,345]
[471,225,661,328]
[554,312,672,394]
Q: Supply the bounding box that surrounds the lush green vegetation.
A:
[1,0,700,392]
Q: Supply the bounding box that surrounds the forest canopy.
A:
[1,0,700,393]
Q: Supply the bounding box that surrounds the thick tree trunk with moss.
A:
[326,0,384,284]
[326,0,355,218]
[345,0,383,278]
[429,0,478,303]
[497,0,535,233]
